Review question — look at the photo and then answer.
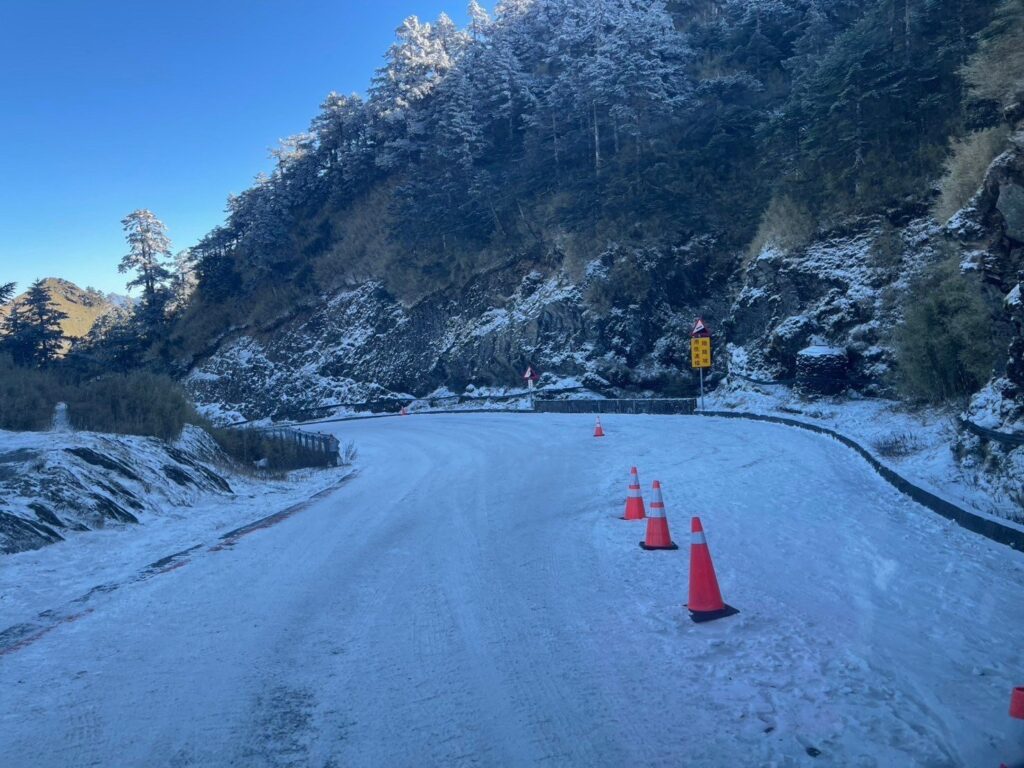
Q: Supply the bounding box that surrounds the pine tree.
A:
[119,210,173,310]
[169,249,198,310]
[468,0,492,40]
[310,92,376,197]
[193,226,242,302]
[228,175,292,277]
[2,280,68,366]
[370,15,469,170]
[1,303,31,365]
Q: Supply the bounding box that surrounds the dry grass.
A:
[932,126,1010,224]
[747,194,815,259]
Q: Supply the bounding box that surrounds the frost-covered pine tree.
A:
[269,132,321,210]
[468,0,492,40]
[480,0,539,147]
[227,174,291,274]
[169,249,198,310]
[532,0,689,178]
[310,92,374,190]
[370,15,469,169]
[119,209,173,310]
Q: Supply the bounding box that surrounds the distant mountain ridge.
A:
[3,278,130,344]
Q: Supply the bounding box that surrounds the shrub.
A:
[0,360,198,440]
[872,430,923,458]
[67,373,200,440]
[932,126,1010,224]
[895,258,1002,403]
[0,359,344,473]
[0,356,64,430]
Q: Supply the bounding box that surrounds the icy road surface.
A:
[2,413,1023,767]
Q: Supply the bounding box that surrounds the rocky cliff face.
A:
[186,240,737,421]
[957,130,1024,413]
[954,131,1024,505]
[726,216,941,390]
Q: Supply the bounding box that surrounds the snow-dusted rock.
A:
[996,182,1024,243]
[0,426,233,555]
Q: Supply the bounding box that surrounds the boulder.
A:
[796,345,848,396]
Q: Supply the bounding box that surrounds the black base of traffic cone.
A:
[686,604,739,623]
[639,541,679,550]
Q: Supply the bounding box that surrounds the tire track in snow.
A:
[0,473,354,658]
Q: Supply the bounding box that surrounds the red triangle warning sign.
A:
[691,318,710,338]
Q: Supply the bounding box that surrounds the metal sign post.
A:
[689,318,712,412]
[523,365,539,408]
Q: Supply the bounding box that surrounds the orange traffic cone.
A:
[640,481,678,550]
[594,416,605,438]
[1011,687,1024,719]
[686,517,738,623]
[622,467,646,520]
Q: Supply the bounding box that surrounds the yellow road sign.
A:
[691,337,712,369]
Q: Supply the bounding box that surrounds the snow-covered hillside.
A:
[0,426,233,554]
[0,426,344,556]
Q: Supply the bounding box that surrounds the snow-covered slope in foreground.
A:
[2,414,1022,767]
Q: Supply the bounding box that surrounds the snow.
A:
[709,379,1023,523]
[193,400,246,425]
[736,284,768,305]
[444,274,582,348]
[2,413,1022,766]
[968,379,1017,431]
[1007,283,1021,308]
[771,314,811,342]
[0,426,251,555]
[797,344,846,358]
[584,258,609,280]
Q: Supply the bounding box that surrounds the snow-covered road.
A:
[2,414,1023,767]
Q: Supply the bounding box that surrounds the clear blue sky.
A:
[0,1,480,295]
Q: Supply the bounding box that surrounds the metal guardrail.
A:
[257,427,339,454]
[728,370,795,385]
[534,398,697,415]
[229,387,593,426]
[245,426,341,467]
[959,418,1024,447]
[701,410,1024,551]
